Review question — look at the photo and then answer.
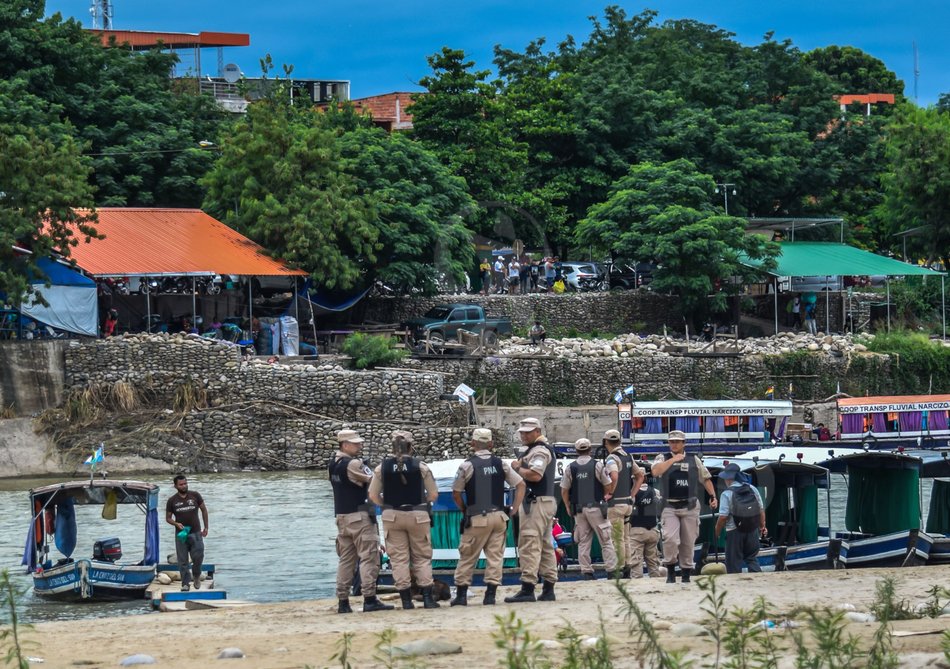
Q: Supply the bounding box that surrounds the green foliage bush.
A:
[863,330,950,394]
[341,333,408,369]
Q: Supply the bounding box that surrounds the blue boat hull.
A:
[838,530,933,568]
[928,537,950,564]
[32,559,156,602]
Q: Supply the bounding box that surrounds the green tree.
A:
[337,128,475,294]
[0,78,97,304]
[880,103,950,269]
[804,46,904,97]
[575,160,776,323]
[0,0,225,207]
[410,48,527,238]
[201,91,377,290]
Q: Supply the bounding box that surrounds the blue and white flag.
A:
[623,385,636,397]
[613,390,624,404]
[84,445,104,466]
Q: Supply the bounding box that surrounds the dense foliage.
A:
[341,333,408,369]
[6,1,950,300]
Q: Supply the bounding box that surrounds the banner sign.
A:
[838,400,950,414]
[617,401,792,419]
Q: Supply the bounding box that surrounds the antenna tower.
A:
[89,0,114,30]
[913,41,919,103]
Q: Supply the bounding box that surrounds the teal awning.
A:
[743,242,944,278]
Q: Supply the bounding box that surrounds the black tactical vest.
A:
[381,456,425,508]
[659,452,699,502]
[464,454,505,515]
[568,458,604,513]
[630,486,660,528]
[607,449,634,500]
[329,455,369,515]
[524,441,557,498]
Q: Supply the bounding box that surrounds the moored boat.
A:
[22,479,161,602]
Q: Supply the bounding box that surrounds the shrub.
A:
[342,333,408,369]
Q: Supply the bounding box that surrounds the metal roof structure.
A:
[743,242,944,278]
[65,208,306,278]
[90,29,250,50]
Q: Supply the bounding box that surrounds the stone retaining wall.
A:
[65,334,461,424]
[359,292,679,333]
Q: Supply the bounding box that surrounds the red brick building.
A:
[350,92,417,131]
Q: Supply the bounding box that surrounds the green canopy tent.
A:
[741,242,946,337]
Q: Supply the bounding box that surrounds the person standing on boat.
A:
[505,417,559,603]
[368,430,440,610]
[450,428,526,606]
[714,463,766,574]
[330,429,393,614]
[651,430,717,584]
[165,474,209,593]
[560,438,618,579]
[628,474,664,578]
[603,429,645,578]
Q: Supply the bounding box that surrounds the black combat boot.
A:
[337,598,352,614]
[398,589,414,610]
[422,585,441,609]
[665,564,677,584]
[621,566,631,579]
[538,580,556,602]
[681,567,691,584]
[450,585,468,606]
[363,595,395,612]
[504,581,536,603]
[483,584,497,605]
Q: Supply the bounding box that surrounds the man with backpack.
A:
[714,463,767,574]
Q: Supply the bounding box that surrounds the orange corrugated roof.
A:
[838,395,950,406]
[65,208,306,277]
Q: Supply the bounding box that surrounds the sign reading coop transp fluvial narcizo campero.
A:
[619,400,794,420]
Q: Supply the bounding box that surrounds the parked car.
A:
[779,276,844,292]
[560,262,602,291]
[404,304,513,346]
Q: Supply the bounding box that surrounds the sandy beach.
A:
[20,566,950,668]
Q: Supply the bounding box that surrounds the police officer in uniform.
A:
[603,429,645,578]
[628,469,663,578]
[651,430,717,583]
[505,417,559,603]
[450,428,526,606]
[329,429,393,613]
[560,438,617,579]
[368,430,440,609]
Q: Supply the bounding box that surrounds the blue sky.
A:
[46,1,949,104]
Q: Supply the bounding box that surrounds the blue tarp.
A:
[21,257,98,336]
[290,279,372,316]
[54,497,77,558]
[29,258,96,286]
[21,518,36,572]
[144,489,160,565]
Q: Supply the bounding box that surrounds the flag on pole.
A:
[613,390,624,404]
[623,385,636,397]
[84,445,104,466]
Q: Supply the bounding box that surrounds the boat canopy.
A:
[818,452,921,536]
[618,400,793,444]
[23,480,161,572]
[837,395,950,441]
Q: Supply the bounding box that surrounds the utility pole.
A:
[715,183,737,216]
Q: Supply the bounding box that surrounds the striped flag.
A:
[84,445,104,466]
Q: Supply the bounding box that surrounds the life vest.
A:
[524,440,557,498]
[381,456,426,508]
[568,458,604,513]
[464,454,505,515]
[328,455,369,515]
[658,452,699,503]
[630,486,660,528]
[606,449,634,502]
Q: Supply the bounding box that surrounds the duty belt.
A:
[384,503,430,512]
[607,497,632,506]
[666,498,697,509]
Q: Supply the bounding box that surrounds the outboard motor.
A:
[93,537,122,562]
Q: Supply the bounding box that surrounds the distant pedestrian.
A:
[714,463,766,574]
[529,260,540,292]
[479,258,492,295]
[790,296,802,329]
[103,309,118,337]
[508,259,521,295]
[165,474,209,592]
[529,321,546,346]
[493,257,506,294]
[544,257,556,290]
[804,301,817,335]
[520,255,531,294]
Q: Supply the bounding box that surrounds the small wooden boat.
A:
[23,480,161,601]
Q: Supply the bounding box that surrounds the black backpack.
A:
[731,483,762,533]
